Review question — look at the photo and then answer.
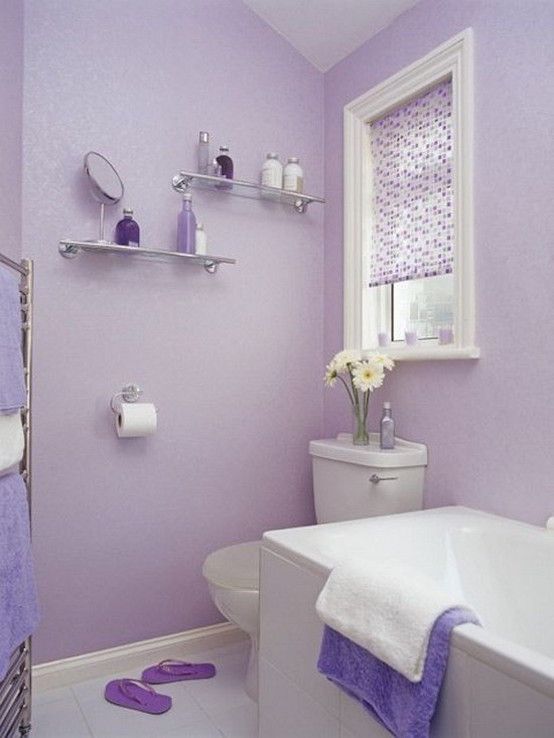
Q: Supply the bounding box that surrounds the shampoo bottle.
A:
[177,193,197,254]
[380,402,395,450]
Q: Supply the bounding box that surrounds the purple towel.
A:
[0,473,39,679]
[0,267,26,413]
[318,608,479,738]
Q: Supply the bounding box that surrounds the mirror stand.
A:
[98,202,107,242]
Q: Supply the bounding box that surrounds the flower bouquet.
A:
[324,350,394,445]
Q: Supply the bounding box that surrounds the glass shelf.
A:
[58,240,235,274]
[172,171,325,214]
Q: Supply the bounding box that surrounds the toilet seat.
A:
[202,541,261,591]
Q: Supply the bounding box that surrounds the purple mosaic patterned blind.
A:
[368,78,454,288]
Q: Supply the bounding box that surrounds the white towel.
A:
[0,412,24,475]
[316,558,472,682]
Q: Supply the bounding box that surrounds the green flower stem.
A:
[337,374,355,406]
[348,366,359,409]
[348,365,369,446]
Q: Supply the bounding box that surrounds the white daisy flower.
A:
[369,353,395,371]
[330,349,361,374]
[352,361,384,392]
[324,364,338,387]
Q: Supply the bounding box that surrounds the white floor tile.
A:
[31,695,92,738]
[185,645,252,715]
[72,673,209,738]
[34,685,75,707]
[156,719,223,738]
[31,644,255,738]
[209,700,258,738]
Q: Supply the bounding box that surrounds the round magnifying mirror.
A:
[84,151,124,205]
[83,152,124,242]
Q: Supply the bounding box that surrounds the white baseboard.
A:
[33,621,246,692]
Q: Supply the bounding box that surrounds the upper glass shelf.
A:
[58,239,235,274]
[172,171,325,214]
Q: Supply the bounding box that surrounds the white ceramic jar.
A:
[283,157,303,193]
[261,153,283,188]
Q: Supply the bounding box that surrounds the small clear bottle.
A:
[283,157,303,193]
[177,193,197,254]
[380,401,395,450]
[198,131,210,175]
[261,153,283,188]
[115,208,140,247]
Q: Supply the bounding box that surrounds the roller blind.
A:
[368,78,454,288]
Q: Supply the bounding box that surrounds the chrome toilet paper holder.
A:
[110,384,143,413]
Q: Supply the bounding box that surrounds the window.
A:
[344,31,478,360]
[391,274,454,342]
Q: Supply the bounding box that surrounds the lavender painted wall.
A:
[22,0,324,663]
[0,0,23,262]
[324,0,554,525]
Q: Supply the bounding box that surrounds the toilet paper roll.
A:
[116,402,157,438]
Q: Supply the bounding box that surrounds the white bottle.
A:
[261,153,283,188]
[195,222,208,255]
[283,157,303,193]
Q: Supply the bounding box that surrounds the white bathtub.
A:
[258,507,554,737]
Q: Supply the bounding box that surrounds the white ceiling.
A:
[242,0,420,72]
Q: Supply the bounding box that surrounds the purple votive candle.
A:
[378,332,390,347]
[405,330,418,346]
[438,326,454,345]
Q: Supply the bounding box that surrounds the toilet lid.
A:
[203,541,261,591]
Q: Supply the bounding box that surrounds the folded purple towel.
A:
[0,473,40,679]
[318,608,479,738]
[0,267,26,413]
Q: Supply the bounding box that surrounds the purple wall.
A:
[0,0,23,262]
[324,0,554,525]
[20,0,554,664]
[23,0,324,664]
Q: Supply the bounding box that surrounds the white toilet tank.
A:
[310,432,427,524]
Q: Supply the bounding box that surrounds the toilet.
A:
[202,432,427,699]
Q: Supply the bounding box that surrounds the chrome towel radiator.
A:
[0,252,34,737]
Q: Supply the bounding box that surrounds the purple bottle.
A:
[216,145,233,179]
[177,193,196,254]
[115,208,140,247]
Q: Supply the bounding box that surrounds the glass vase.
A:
[352,401,369,446]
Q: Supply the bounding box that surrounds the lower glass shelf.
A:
[58,240,236,274]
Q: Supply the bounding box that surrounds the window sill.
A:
[364,345,480,361]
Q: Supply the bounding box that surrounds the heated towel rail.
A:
[0,251,33,737]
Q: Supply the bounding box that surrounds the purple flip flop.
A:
[142,659,216,684]
[104,678,172,714]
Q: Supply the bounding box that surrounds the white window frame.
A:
[343,30,479,361]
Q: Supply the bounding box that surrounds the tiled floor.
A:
[31,642,257,738]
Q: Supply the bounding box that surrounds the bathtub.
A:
[258,507,554,737]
